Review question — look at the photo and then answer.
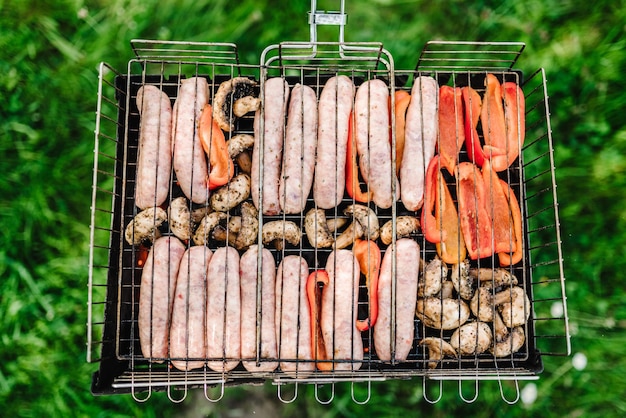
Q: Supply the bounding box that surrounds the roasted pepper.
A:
[462,86,487,167]
[198,104,235,190]
[306,270,332,371]
[481,74,507,154]
[438,86,464,176]
[488,81,525,172]
[456,162,494,260]
[497,179,523,266]
[353,238,381,332]
[421,155,445,243]
[481,160,515,255]
[346,110,373,202]
[394,90,411,176]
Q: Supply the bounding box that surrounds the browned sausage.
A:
[240,245,278,373]
[138,236,186,362]
[373,238,420,362]
[135,85,172,209]
[170,246,212,371]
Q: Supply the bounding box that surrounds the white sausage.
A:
[322,249,363,371]
[170,246,212,371]
[275,255,314,377]
[240,245,278,373]
[251,77,289,215]
[400,76,438,211]
[206,246,241,372]
[354,79,399,209]
[279,83,318,214]
[313,76,355,209]
[374,238,420,362]
[138,236,185,362]
[135,85,172,209]
[172,77,209,204]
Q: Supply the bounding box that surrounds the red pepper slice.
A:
[481,74,507,157]
[198,104,235,190]
[438,86,464,176]
[457,162,493,260]
[306,270,332,371]
[498,179,523,266]
[421,155,443,243]
[489,81,525,172]
[346,110,373,202]
[394,90,411,176]
[481,160,514,254]
[353,238,381,332]
[462,86,486,167]
[434,169,467,265]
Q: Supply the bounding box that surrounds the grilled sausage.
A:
[135,85,172,209]
[240,245,278,373]
[138,236,186,362]
[251,77,289,215]
[313,75,355,209]
[374,238,420,362]
[354,79,399,209]
[400,76,438,211]
[275,255,314,377]
[279,83,318,214]
[206,246,241,372]
[172,77,209,204]
[170,246,212,371]
[322,249,363,371]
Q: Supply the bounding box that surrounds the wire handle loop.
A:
[277,382,299,404]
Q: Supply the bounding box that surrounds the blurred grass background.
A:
[1,0,625,416]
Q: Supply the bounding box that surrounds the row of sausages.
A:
[138,236,421,374]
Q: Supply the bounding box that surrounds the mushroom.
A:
[449,321,493,356]
[418,257,448,297]
[233,96,260,117]
[490,310,526,357]
[167,196,194,241]
[450,259,473,300]
[227,134,255,159]
[262,220,301,249]
[233,201,258,250]
[470,267,518,290]
[380,216,420,245]
[333,204,379,249]
[236,151,252,175]
[212,77,258,132]
[209,173,251,212]
[192,211,228,246]
[493,286,530,328]
[416,297,470,330]
[470,286,498,322]
[304,208,335,248]
[190,205,212,224]
[125,206,167,245]
[439,280,455,299]
[420,337,457,369]
[211,216,242,247]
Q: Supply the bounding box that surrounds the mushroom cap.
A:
[491,326,525,357]
[262,220,301,246]
[449,321,493,356]
[418,256,448,297]
[420,337,457,369]
[344,204,379,241]
[450,259,473,300]
[470,286,497,322]
[304,208,334,248]
[192,211,228,246]
[167,196,193,241]
[125,206,167,245]
[496,286,531,328]
[213,77,258,132]
[380,216,420,245]
[416,297,470,330]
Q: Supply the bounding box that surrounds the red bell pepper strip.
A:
[394,90,411,176]
[462,86,487,167]
[489,81,525,172]
[306,270,332,371]
[198,104,235,190]
[421,155,444,243]
[346,110,373,202]
[480,74,507,158]
[353,238,381,332]
[437,86,464,176]
[498,179,523,266]
[434,169,467,265]
[456,162,494,260]
[481,160,514,255]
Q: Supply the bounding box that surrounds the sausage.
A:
[251,77,289,215]
[354,79,399,209]
[313,75,355,209]
[138,236,186,362]
[400,76,438,211]
[279,83,318,214]
[275,255,314,377]
[373,238,420,362]
[240,245,278,373]
[206,246,241,372]
[135,85,172,209]
[170,246,212,371]
[322,249,363,371]
[172,77,209,204]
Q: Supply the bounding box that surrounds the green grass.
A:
[1,0,625,416]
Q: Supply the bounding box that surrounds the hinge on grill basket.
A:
[308,0,348,44]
